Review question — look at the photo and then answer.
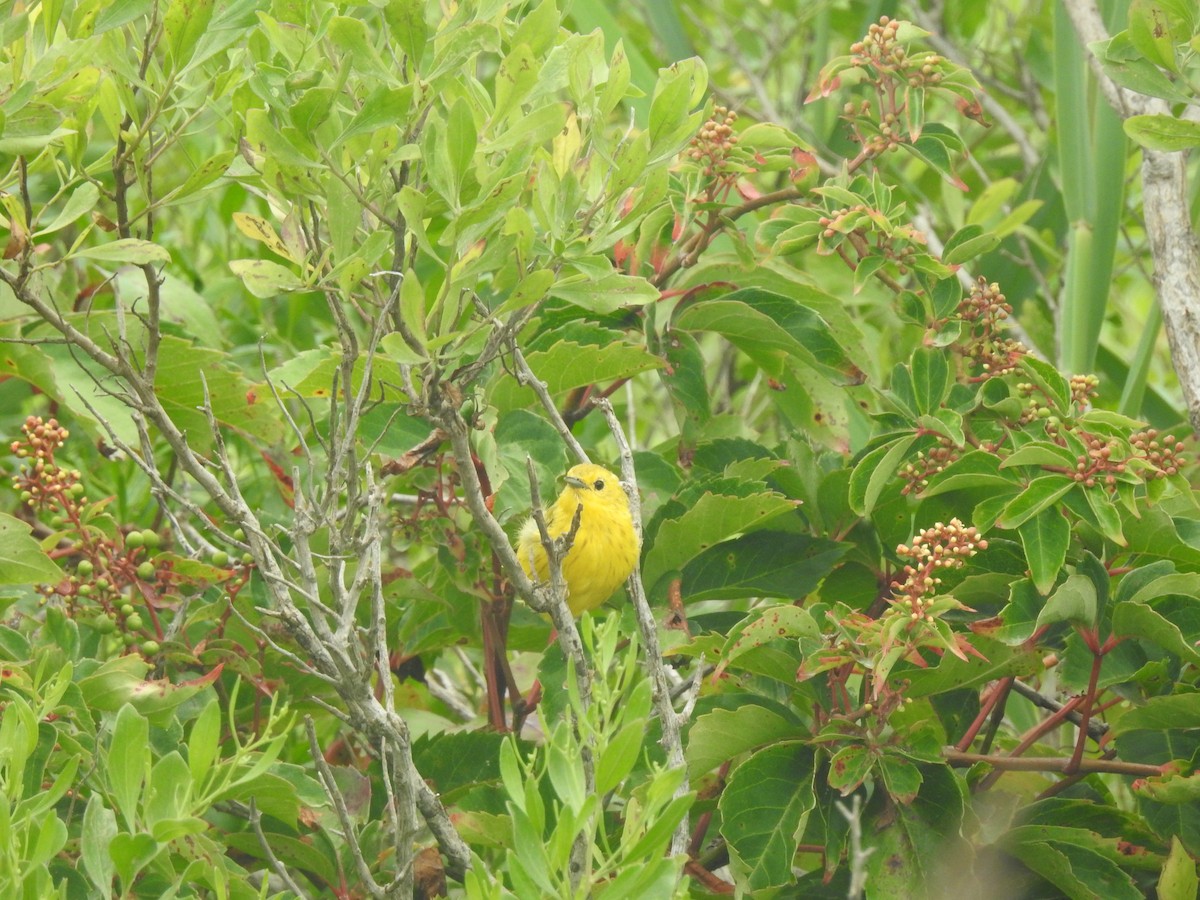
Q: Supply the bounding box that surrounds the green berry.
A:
[123,632,136,645]
[141,530,162,550]
[78,584,92,597]
[96,578,110,591]
[125,531,145,549]
[120,603,134,616]
[241,553,253,565]
[77,560,94,577]
[136,561,155,580]
[233,528,245,541]
[92,615,116,634]
[211,551,229,568]
[140,640,160,656]
[125,613,144,630]
[69,483,85,498]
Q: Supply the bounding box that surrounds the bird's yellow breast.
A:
[516,464,639,616]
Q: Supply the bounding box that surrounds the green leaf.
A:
[596,719,645,794]
[686,704,801,778]
[1129,0,1179,71]
[384,0,427,66]
[188,699,221,789]
[1019,356,1072,414]
[228,259,305,298]
[0,513,65,585]
[917,450,1014,498]
[109,832,158,891]
[827,744,874,795]
[490,339,661,411]
[641,490,796,593]
[1019,507,1070,595]
[1006,832,1142,900]
[1000,442,1079,469]
[910,347,950,413]
[848,434,918,516]
[997,475,1074,530]
[548,271,658,312]
[81,795,117,892]
[942,223,1001,265]
[675,289,865,385]
[446,97,477,192]
[680,531,846,602]
[1124,114,1200,151]
[1037,572,1097,629]
[34,181,100,236]
[1112,602,1200,665]
[720,742,815,892]
[76,239,171,265]
[163,0,214,67]
[109,704,149,828]
[1114,695,1200,734]
[714,605,822,680]
[1159,837,1199,900]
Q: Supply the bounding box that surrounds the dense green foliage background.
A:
[2,0,1200,897]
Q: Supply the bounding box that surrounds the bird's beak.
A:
[564,475,588,489]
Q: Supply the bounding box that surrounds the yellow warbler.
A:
[516,463,639,616]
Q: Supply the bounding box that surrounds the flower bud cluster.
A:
[891,518,987,618]
[900,437,959,495]
[1132,429,1185,479]
[687,105,738,174]
[957,279,1025,377]
[10,416,83,515]
[1069,374,1099,409]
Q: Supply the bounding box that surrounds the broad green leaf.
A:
[910,347,950,413]
[1000,442,1079,469]
[1124,114,1200,151]
[1019,356,1072,414]
[848,434,918,516]
[720,742,815,892]
[942,223,1000,265]
[548,272,658,312]
[384,0,427,65]
[34,181,99,236]
[1037,572,1097,629]
[0,513,65,585]
[641,490,796,593]
[163,0,214,67]
[228,259,305,298]
[82,795,117,892]
[675,289,865,385]
[1128,0,1179,71]
[1159,837,1199,900]
[917,450,1014,498]
[1019,507,1070,595]
[494,44,539,122]
[680,531,846,602]
[686,704,801,778]
[232,212,293,261]
[491,338,661,411]
[446,97,477,192]
[77,239,170,264]
[1112,602,1200,665]
[109,704,149,828]
[188,699,221,789]
[1006,833,1142,900]
[109,832,158,890]
[1114,695,1200,734]
[827,744,873,795]
[714,605,822,680]
[997,475,1074,529]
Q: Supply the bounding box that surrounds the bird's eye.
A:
[593,479,605,491]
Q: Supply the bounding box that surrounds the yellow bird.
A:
[516,463,640,616]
